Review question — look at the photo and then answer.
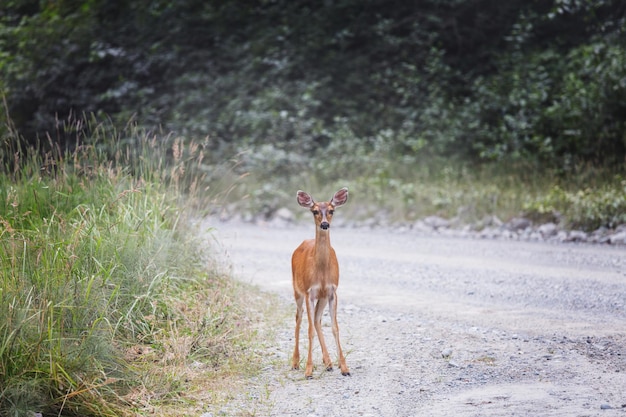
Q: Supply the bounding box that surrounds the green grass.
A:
[0,122,261,416]
[230,142,626,231]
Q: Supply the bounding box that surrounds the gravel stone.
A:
[538,222,558,237]
[609,231,626,245]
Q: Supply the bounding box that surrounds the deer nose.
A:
[320,221,330,230]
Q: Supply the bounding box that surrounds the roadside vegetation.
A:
[224,144,626,232]
[0,121,273,416]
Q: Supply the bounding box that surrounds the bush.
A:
[3,0,625,168]
[523,179,626,230]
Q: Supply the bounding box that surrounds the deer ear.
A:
[296,190,314,208]
[330,187,348,207]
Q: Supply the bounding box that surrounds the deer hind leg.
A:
[292,294,304,370]
[329,289,350,376]
[314,296,333,371]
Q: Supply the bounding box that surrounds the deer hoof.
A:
[326,366,333,372]
[341,371,351,377]
[305,375,313,380]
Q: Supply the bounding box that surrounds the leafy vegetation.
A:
[1,1,624,231]
[523,181,626,230]
[2,0,625,167]
[228,150,626,233]
[0,122,265,416]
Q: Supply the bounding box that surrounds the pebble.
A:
[423,215,451,229]
[538,223,558,237]
[567,230,588,242]
[609,231,626,245]
[507,217,532,231]
[600,404,612,410]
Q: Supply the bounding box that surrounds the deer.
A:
[291,187,351,379]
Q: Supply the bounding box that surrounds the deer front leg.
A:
[314,296,333,371]
[292,295,304,370]
[329,290,350,376]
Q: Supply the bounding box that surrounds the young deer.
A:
[291,187,350,379]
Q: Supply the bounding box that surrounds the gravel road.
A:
[208,219,626,417]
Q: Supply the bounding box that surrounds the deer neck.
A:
[314,229,332,267]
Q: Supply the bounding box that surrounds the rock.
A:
[592,226,609,236]
[441,348,453,358]
[600,404,613,410]
[412,220,433,233]
[538,222,558,237]
[500,229,515,240]
[480,227,501,239]
[265,207,296,227]
[423,216,450,229]
[609,231,626,245]
[590,226,611,243]
[555,230,568,242]
[507,217,532,231]
[274,207,294,222]
[566,230,588,242]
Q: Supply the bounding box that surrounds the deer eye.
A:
[312,210,319,215]
[329,210,334,215]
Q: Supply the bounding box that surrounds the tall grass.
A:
[0,119,251,416]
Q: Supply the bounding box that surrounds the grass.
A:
[229,142,626,231]
[0,119,266,416]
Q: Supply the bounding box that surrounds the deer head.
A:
[297,188,348,230]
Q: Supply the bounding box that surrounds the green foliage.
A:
[471,35,626,165]
[2,0,625,168]
[1,166,149,415]
[523,179,626,230]
[0,122,248,416]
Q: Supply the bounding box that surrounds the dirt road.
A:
[210,220,626,417]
